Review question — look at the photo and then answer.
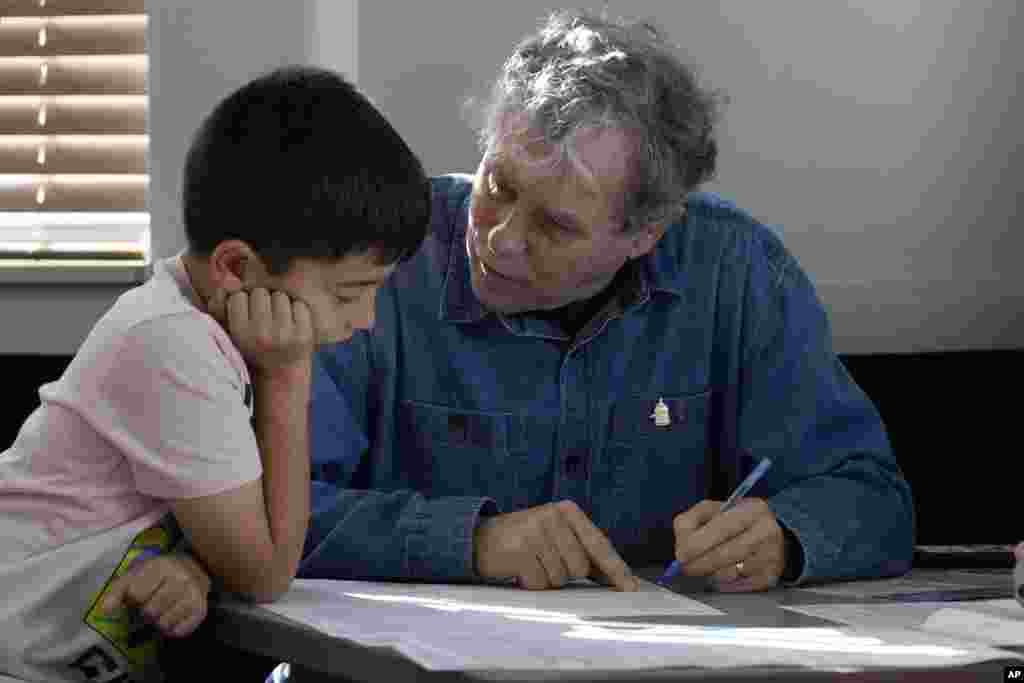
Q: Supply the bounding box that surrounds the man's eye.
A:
[336,294,359,304]
[542,215,572,239]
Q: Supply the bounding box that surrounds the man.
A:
[302,10,914,593]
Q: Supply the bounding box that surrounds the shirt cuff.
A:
[779,523,804,583]
[766,496,838,587]
[403,495,499,581]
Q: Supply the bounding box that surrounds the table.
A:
[192,567,1024,682]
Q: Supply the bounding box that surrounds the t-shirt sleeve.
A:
[93,315,261,499]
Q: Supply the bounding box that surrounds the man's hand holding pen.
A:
[671,497,788,592]
[661,458,793,592]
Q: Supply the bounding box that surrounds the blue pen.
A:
[657,457,773,585]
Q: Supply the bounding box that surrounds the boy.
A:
[0,66,429,682]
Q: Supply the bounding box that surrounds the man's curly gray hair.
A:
[474,10,723,232]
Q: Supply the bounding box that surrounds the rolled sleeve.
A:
[404,495,500,580]
[300,483,498,581]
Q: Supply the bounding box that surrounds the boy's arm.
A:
[171,360,311,603]
[171,288,313,603]
[108,288,314,604]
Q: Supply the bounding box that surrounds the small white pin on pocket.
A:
[650,397,671,427]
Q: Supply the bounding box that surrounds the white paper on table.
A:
[782,599,1024,646]
[268,577,721,620]
[796,574,992,599]
[259,579,1024,672]
[781,601,961,630]
[921,602,1024,645]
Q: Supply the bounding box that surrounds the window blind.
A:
[0,0,147,265]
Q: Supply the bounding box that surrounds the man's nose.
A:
[353,293,377,330]
[357,309,375,330]
[487,208,527,257]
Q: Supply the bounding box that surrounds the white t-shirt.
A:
[0,253,261,682]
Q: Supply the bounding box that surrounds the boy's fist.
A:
[99,553,211,638]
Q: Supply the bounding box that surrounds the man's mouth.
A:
[474,239,527,285]
[480,258,515,282]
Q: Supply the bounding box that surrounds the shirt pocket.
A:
[398,400,514,499]
[602,391,712,547]
[607,392,711,446]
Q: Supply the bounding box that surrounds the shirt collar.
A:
[168,249,206,310]
[638,240,686,300]
[438,195,491,324]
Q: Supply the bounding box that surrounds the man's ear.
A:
[629,222,667,259]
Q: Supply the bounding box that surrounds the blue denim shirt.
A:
[302,174,914,585]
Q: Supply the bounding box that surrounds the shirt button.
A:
[564,452,586,477]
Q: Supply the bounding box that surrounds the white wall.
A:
[148,0,359,261]
[5,1,1020,356]
[0,0,358,355]
[358,0,1023,354]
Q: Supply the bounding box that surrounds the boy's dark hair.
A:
[183,66,430,275]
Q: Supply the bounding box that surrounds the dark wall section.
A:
[2,350,1020,545]
[5,354,69,448]
[840,350,1021,545]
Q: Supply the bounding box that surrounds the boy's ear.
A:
[629,222,667,259]
[209,240,254,291]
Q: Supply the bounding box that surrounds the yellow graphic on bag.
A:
[83,515,182,677]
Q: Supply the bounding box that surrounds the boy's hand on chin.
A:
[212,288,315,377]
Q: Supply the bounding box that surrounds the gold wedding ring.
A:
[735,561,746,577]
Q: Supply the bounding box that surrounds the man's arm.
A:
[739,229,914,585]
[300,336,499,582]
